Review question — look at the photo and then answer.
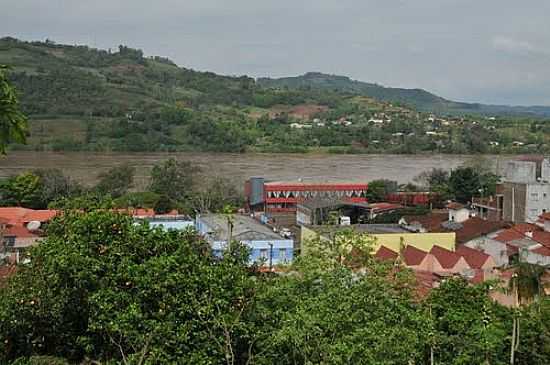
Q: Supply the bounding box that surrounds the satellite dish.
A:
[26,221,41,231]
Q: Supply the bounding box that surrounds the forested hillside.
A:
[1,37,549,154]
[259,72,550,117]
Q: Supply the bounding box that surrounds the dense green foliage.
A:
[0,64,27,153]
[2,37,550,154]
[0,213,549,364]
[0,160,242,215]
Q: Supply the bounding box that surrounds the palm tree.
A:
[0,65,27,154]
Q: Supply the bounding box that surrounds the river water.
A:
[0,152,509,190]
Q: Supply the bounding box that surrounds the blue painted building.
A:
[196,214,294,265]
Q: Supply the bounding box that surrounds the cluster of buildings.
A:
[2,156,550,301]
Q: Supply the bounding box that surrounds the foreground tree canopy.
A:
[0,211,549,364]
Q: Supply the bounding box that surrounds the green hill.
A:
[1,37,549,155]
[258,72,550,117]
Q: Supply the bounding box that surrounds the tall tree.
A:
[149,159,200,203]
[0,65,27,154]
[95,164,135,198]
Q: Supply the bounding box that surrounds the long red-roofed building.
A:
[245,177,369,213]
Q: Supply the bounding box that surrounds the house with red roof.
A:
[428,245,471,274]
[455,245,496,271]
[0,207,58,263]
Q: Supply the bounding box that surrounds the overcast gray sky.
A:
[3,0,550,106]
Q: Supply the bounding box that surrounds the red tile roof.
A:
[540,213,550,221]
[403,245,427,266]
[374,246,398,261]
[532,245,550,257]
[444,217,507,244]
[403,213,448,231]
[455,245,491,269]
[413,270,441,298]
[3,225,38,238]
[494,224,543,243]
[430,245,463,269]
[0,207,57,225]
[533,231,550,247]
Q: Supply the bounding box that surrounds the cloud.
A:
[491,36,548,56]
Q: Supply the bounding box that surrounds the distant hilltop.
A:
[258,72,550,117]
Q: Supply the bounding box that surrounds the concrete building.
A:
[300,224,456,253]
[196,214,294,265]
[245,177,369,214]
[498,156,550,223]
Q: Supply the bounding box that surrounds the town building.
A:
[196,214,294,266]
[296,199,402,226]
[501,156,550,224]
[300,224,456,253]
[245,177,369,214]
[0,207,58,263]
[127,209,195,230]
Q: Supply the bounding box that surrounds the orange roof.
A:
[430,246,463,269]
[4,225,38,238]
[403,245,427,266]
[455,245,491,269]
[540,212,550,221]
[494,223,542,243]
[0,207,57,225]
[374,246,398,261]
[446,217,508,244]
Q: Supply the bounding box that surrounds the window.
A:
[259,249,268,259]
[531,193,539,201]
[279,248,287,261]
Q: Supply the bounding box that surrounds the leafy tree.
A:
[0,210,254,364]
[0,172,41,208]
[33,169,82,208]
[426,278,509,365]
[149,159,200,204]
[153,194,174,214]
[191,176,243,214]
[247,232,427,364]
[0,65,27,154]
[95,164,135,198]
[449,166,498,203]
[365,179,398,202]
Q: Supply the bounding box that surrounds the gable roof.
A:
[403,245,428,266]
[455,245,491,269]
[436,217,507,243]
[402,213,448,231]
[374,245,398,261]
[430,245,463,269]
[494,224,545,244]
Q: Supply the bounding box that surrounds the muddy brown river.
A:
[0,152,509,190]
